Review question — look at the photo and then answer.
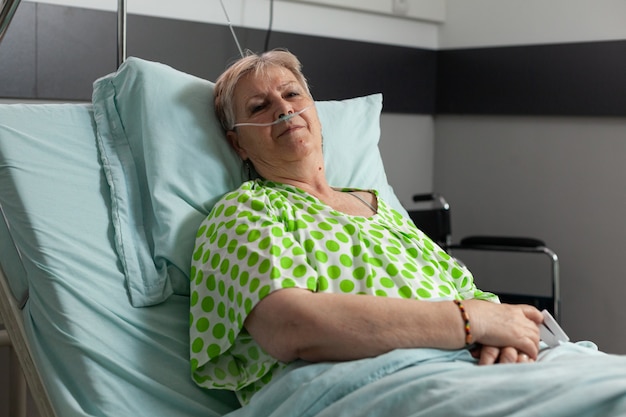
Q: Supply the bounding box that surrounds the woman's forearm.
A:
[244,288,469,363]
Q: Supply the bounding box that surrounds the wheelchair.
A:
[407,193,561,322]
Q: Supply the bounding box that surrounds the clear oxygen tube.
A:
[232,105,311,129]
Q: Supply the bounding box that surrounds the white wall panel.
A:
[441,0,626,48]
[285,0,445,22]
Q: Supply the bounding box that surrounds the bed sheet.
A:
[228,343,626,417]
[0,103,239,416]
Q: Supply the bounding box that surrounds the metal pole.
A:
[117,0,126,67]
[10,347,28,417]
[0,328,10,345]
[0,0,22,45]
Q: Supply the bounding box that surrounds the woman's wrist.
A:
[453,299,473,348]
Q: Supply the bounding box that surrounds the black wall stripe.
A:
[259,31,437,114]
[1,3,625,117]
[436,40,626,117]
[128,14,437,114]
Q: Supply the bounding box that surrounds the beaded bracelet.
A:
[453,299,473,347]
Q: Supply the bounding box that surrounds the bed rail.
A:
[0,0,21,44]
[117,0,126,67]
[0,263,57,417]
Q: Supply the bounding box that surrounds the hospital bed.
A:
[5,55,626,417]
[4,2,626,417]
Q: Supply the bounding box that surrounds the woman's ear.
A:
[227,130,248,160]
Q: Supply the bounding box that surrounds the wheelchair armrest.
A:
[449,235,561,322]
[412,193,450,209]
[412,193,437,202]
[458,236,545,249]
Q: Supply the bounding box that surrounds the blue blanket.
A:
[227,342,626,417]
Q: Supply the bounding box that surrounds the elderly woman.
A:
[189,49,544,405]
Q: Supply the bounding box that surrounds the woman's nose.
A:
[278,110,294,120]
[274,102,295,120]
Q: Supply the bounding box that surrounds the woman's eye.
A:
[250,104,266,114]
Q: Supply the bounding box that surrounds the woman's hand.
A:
[471,345,535,365]
[463,300,543,361]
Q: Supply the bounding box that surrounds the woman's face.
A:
[226,65,322,178]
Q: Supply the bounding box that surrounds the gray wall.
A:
[436,0,626,353]
[434,116,626,353]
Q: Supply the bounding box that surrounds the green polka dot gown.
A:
[189,180,497,404]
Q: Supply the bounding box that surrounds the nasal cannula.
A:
[232,106,311,129]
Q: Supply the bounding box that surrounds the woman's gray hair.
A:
[214,49,311,132]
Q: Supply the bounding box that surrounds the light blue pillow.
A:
[93,57,407,307]
[317,94,406,212]
[93,59,243,307]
